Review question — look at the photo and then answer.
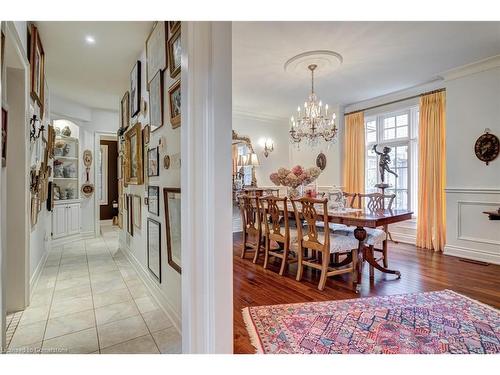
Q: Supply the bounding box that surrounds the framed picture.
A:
[167,26,181,78]
[124,123,144,185]
[168,21,180,35]
[164,188,181,274]
[168,80,181,129]
[29,24,45,112]
[120,91,130,129]
[145,21,167,84]
[143,124,151,145]
[147,218,162,282]
[2,107,7,167]
[133,195,142,229]
[148,185,159,215]
[126,194,134,236]
[117,155,123,179]
[148,70,164,132]
[46,124,55,159]
[148,147,159,177]
[130,61,141,117]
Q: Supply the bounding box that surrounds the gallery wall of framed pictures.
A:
[119,21,183,288]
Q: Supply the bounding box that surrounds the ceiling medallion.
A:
[289,63,338,147]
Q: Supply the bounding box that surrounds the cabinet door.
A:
[67,204,80,235]
[52,205,67,239]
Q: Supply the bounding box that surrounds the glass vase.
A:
[287,185,304,199]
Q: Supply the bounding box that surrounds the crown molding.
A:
[442,54,500,81]
[232,107,288,123]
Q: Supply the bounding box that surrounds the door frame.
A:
[94,131,118,237]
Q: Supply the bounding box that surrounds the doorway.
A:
[99,138,118,222]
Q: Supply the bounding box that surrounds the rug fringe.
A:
[242,307,264,354]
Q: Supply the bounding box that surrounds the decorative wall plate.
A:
[316,152,327,170]
[163,155,170,169]
[474,130,499,165]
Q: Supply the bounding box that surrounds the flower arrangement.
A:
[270,165,321,189]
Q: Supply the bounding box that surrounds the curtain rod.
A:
[344,88,446,116]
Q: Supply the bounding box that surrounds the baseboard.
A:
[30,250,49,296]
[444,244,500,265]
[119,238,181,333]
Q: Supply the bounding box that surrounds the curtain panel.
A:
[343,112,365,206]
[417,91,447,252]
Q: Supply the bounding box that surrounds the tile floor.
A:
[6,223,181,354]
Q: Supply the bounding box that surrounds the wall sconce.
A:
[262,138,274,158]
[30,115,45,143]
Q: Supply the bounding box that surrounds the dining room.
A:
[231,21,500,354]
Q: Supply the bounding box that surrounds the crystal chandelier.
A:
[289,64,338,146]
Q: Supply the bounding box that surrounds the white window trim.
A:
[365,106,419,215]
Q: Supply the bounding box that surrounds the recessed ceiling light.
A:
[85,35,96,45]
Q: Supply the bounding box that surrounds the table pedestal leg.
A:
[353,227,367,293]
[363,245,401,278]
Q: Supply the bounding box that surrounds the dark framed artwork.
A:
[120,91,130,130]
[147,185,159,216]
[29,24,45,113]
[126,194,134,236]
[316,152,327,171]
[147,218,162,282]
[168,79,181,129]
[148,147,159,177]
[145,21,167,84]
[167,26,181,78]
[2,107,7,167]
[148,70,164,132]
[164,187,181,274]
[130,60,141,117]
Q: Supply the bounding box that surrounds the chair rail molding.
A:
[181,21,233,354]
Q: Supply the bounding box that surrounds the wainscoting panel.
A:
[444,188,500,264]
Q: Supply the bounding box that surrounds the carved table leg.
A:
[364,239,401,279]
[353,226,367,293]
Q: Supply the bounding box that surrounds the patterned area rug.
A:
[242,290,500,354]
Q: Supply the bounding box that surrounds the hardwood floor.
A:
[233,232,500,354]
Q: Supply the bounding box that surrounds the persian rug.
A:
[242,290,500,354]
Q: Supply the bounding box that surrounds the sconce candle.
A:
[262,138,274,158]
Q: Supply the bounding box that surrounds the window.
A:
[364,107,419,213]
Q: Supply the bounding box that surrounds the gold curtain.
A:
[417,91,447,252]
[343,112,365,206]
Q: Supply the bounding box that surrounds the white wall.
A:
[443,64,500,264]
[232,113,290,186]
[119,41,182,329]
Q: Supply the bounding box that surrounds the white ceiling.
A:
[36,21,153,111]
[232,22,500,119]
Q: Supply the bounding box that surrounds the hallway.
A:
[6,224,181,354]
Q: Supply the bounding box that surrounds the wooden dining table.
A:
[281,202,413,291]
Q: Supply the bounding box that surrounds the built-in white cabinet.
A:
[52,202,80,239]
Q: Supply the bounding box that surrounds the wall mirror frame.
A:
[232,130,257,187]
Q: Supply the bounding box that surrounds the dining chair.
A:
[238,194,262,263]
[291,197,359,291]
[343,192,357,208]
[259,196,297,275]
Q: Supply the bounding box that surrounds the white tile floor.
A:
[6,223,181,354]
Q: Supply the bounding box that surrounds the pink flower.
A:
[269,173,280,186]
[291,165,304,177]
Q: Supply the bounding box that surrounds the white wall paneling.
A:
[182,21,233,354]
[444,189,500,264]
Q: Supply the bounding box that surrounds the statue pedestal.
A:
[374,183,398,244]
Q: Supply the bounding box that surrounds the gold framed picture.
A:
[168,80,181,129]
[121,91,130,130]
[124,123,144,185]
[167,26,181,78]
[29,24,45,113]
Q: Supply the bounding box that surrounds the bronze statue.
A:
[373,144,398,184]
